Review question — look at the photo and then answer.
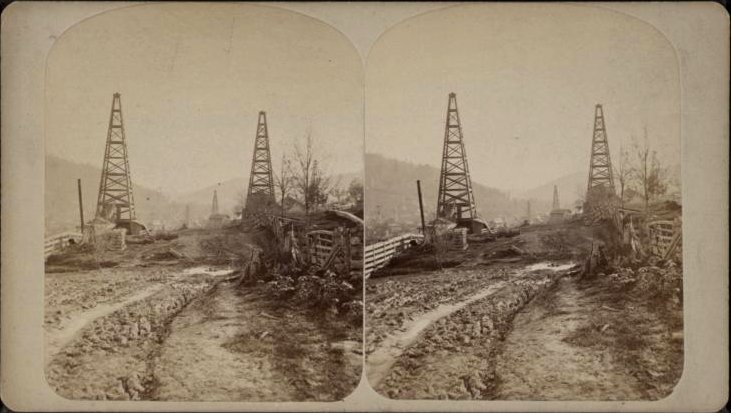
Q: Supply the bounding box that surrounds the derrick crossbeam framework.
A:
[246,111,275,209]
[586,104,616,202]
[436,93,477,220]
[95,92,136,222]
[586,104,614,196]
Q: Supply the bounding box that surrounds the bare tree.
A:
[631,128,668,213]
[273,153,292,218]
[347,179,364,210]
[307,160,332,212]
[615,143,633,208]
[292,132,333,218]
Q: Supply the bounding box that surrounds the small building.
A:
[207,213,230,229]
[456,217,491,234]
[548,208,572,224]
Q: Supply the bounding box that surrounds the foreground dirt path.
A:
[494,277,643,400]
[368,263,577,399]
[494,275,683,400]
[152,279,362,401]
[366,279,509,388]
[45,283,164,365]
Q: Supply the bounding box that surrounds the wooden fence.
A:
[648,219,682,259]
[364,233,423,278]
[44,232,83,259]
[254,213,364,276]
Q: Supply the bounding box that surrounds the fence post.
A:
[344,228,352,274]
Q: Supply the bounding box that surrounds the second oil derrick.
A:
[244,111,276,215]
[436,93,487,234]
[95,93,146,235]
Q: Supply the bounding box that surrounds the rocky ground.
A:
[366,222,683,400]
[44,227,361,401]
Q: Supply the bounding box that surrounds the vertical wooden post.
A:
[77,179,85,233]
[344,228,352,274]
[417,180,426,234]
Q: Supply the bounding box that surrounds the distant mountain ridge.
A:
[364,153,553,225]
[45,155,362,234]
[517,171,586,210]
[45,155,185,235]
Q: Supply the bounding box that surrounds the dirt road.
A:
[152,279,361,401]
[494,274,682,400]
[45,228,361,401]
[494,277,643,400]
[366,223,682,400]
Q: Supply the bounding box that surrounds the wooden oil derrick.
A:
[585,104,616,207]
[245,111,275,214]
[95,93,136,223]
[436,93,476,221]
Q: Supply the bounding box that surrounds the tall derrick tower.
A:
[245,111,275,214]
[95,93,136,223]
[585,104,616,206]
[436,93,476,221]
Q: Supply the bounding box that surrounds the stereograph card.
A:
[1,2,728,412]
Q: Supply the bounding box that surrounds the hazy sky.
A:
[366,4,680,193]
[46,3,363,194]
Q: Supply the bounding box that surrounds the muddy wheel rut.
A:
[45,284,165,366]
[45,267,234,400]
[368,262,577,398]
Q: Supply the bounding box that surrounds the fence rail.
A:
[364,233,423,278]
[253,212,363,276]
[648,219,681,259]
[44,232,83,259]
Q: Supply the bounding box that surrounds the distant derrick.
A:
[95,93,137,224]
[211,190,220,216]
[245,111,275,214]
[585,104,616,206]
[436,93,477,221]
[208,189,229,228]
[549,185,571,224]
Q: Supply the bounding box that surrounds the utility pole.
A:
[77,179,85,233]
[417,180,426,234]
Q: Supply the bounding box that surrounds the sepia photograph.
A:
[1,2,728,412]
[364,4,683,400]
[41,3,363,402]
